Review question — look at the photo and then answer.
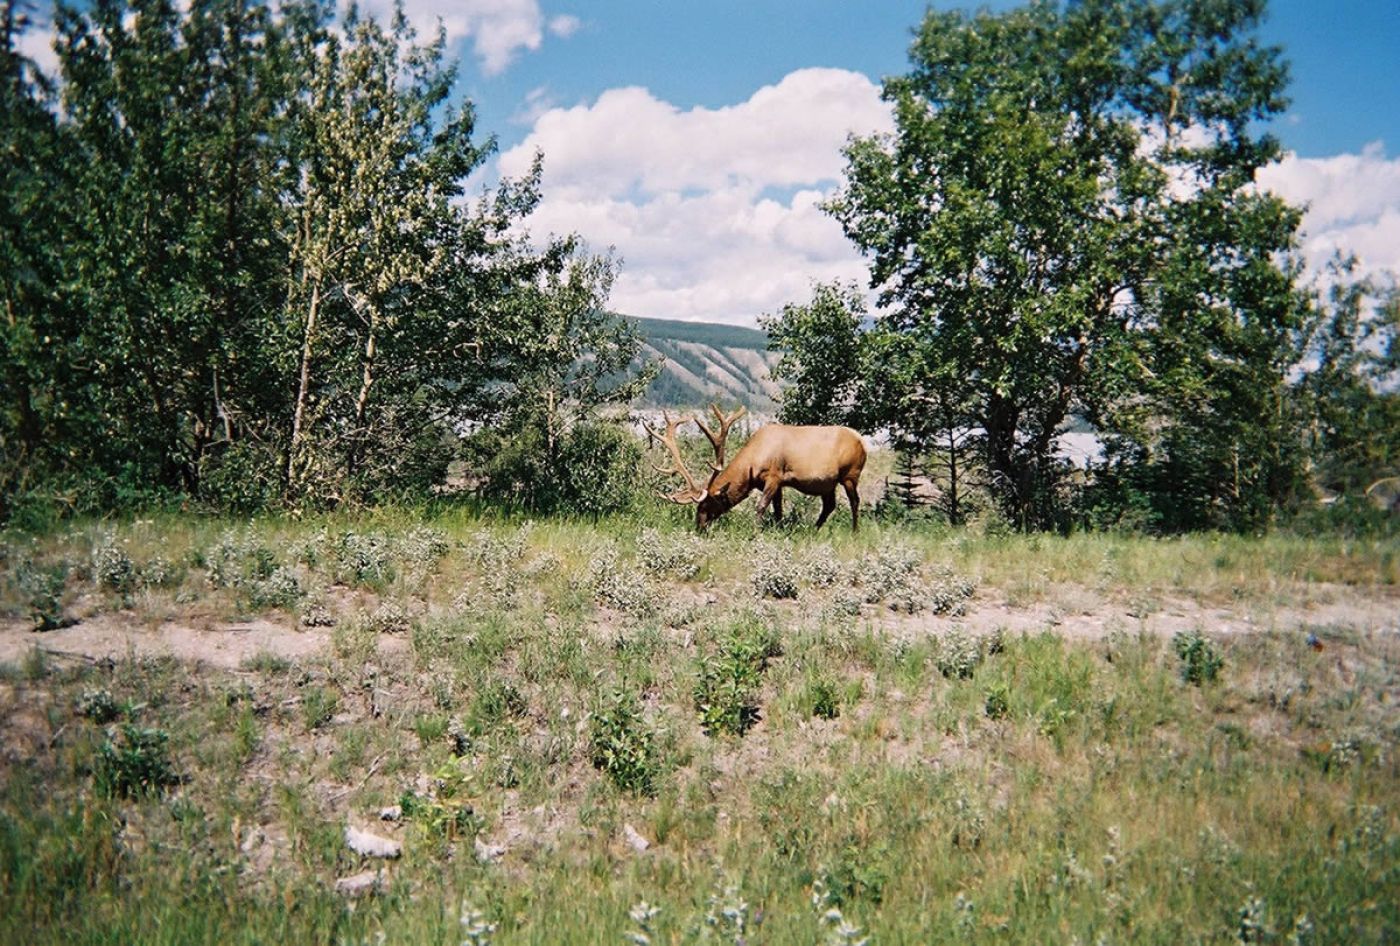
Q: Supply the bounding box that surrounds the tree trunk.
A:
[286,279,321,491]
[347,315,378,478]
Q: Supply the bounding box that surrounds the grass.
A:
[0,507,1397,943]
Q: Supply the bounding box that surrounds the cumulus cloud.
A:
[1260,141,1400,278]
[365,0,577,75]
[499,68,893,324]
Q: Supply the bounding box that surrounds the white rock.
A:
[345,825,401,859]
[474,837,506,863]
[378,805,402,822]
[623,823,650,852]
[334,869,383,897]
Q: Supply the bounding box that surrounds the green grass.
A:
[0,509,1397,943]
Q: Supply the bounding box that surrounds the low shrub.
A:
[94,725,179,799]
[588,688,663,795]
[1173,630,1223,685]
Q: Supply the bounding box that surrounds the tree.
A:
[0,0,70,512]
[761,281,866,427]
[47,0,296,501]
[826,0,1307,530]
[1,0,656,517]
[1296,260,1400,502]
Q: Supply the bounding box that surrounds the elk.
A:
[646,405,867,531]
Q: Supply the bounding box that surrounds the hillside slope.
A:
[627,315,782,412]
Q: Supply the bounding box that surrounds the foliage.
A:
[1173,630,1224,685]
[693,618,780,737]
[16,559,68,630]
[812,0,1313,530]
[588,688,662,795]
[94,724,179,799]
[1295,261,1400,502]
[761,281,867,426]
[0,0,653,519]
[473,415,647,517]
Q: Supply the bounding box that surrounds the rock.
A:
[345,824,401,859]
[474,837,506,863]
[379,805,402,822]
[334,869,384,897]
[623,823,650,852]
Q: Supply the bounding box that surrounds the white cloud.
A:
[547,14,581,38]
[1260,141,1400,277]
[366,0,577,75]
[499,68,893,324]
[15,15,60,81]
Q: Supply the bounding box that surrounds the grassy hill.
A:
[626,315,782,413]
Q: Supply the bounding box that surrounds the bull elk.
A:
[646,405,867,531]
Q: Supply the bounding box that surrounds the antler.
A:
[694,403,747,472]
[643,412,705,504]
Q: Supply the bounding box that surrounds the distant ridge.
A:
[625,315,782,413]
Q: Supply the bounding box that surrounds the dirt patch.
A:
[864,582,1400,642]
[0,614,329,670]
[5,580,1396,672]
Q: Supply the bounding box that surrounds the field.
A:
[1,508,1397,944]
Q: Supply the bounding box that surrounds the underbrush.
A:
[0,511,1396,943]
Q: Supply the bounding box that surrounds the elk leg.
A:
[754,480,781,525]
[814,490,837,528]
[770,487,784,524]
[843,480,861,532]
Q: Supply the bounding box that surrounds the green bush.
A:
[94,725,179,799]
[196,441,283,514]
[588,688,662,795]
[473,416,644,517]
[17,561,69,630]
[693,619,780,737]
[1173,630,1223,685]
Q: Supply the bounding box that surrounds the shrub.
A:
[928,566,977,616]
[94,725,179,799]
[693,619,780,736]
[196,440,282,514]
[752,542,801,599]
[637,528,702,579]
[18,560,68,630]
[474,417,645,517]
[93,537,137,594]
[1173,630,1223,685]
[587,543,654,616]
[933,627,983,679]
[797,673,841,720]
[328,530,396,588]
[858,545,921,605]
[246,566,303,610]
[984,683,1010,719]
[588,688,662,795]
[400,758,481,840]
[76,688,121,723]
[204,529,278,589]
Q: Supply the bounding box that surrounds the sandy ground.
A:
[4,581,1395,671]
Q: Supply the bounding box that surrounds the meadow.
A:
[1,508,1397,944]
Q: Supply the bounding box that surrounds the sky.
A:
[23,0,1400,326]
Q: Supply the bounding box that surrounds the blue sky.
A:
[461,1,1400,161]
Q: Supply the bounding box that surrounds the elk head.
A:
[645,404,747,530]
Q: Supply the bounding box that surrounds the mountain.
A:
[626,315,782,413]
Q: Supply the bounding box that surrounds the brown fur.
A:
[697,424,866,531]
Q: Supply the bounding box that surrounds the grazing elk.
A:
[646,405,867,531]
